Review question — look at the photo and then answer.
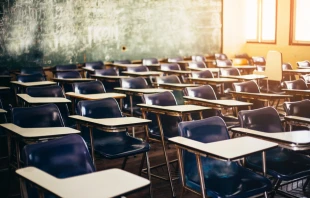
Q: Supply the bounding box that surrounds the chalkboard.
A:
[0,0,222,66]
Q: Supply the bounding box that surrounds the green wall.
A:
[1,0,222,66]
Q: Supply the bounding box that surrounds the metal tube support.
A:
[262,151,268,198]
[89,127,96,169]
[156,114,176,197]
[195,154,206,198]
[145,152,153,198]
[129,95,135,137]
[176,147,185,192]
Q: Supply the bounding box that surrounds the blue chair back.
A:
[215,53,228,60]
[220,68,240,76]
[142,91,180,139]
[127,66,149,72]
[73,81,106,94]
[94,68,118,76]
[113,60,131,64]
[283,99,310,118]
[192,55,206,62]
[85,61,104,70]
[156,75,181,84]
[12,104,65,128]
[120,77,148,89]
[161,63,180,71]
[17,73,45,82]
[20,67,44,75]
[168,57,183,62]
[22,134,95,198]
[238,106,283,132]
[55,64,77,71]
[188,61,207,69]
[26,86,73,127]
[284,79,307,90]
[233,81,260,93]
[142,58,158,65]
[54,71,81,79]
[191,70,213,78]
[216,59,232,67]
[184,85,217,100]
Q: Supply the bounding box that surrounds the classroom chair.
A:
[191,70,214,78]
[94,68,119,92]
[284,79,308,101]
[142,58,159,65]
[177,116,272,197]
[188,61,207,69]
[215,59,232,67]
[191,55,206,62]
[283,99,310,131]
[156,75,184,105]
[184,85,239,127]
[167,57,183,63]
[20,67,45,76]
[54,71,82,92]
[16,73,45,83]
[282,63,295,81]
[84,61,104,77]
[26,85,73,128]
[238,107,310,197]
[297,60,310,68]
[120,77,148,116]
[214,53,228,60]
[22,134,95,198]
[55,64,77,71]
[252,56,266,71]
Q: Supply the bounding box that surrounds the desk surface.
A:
[91,75,130,79]
[0,86,10,90]
[138,104,210,113]
[183,96,253,107]
[188,77,238,83]
[159,70,192,74]
[230,91,291,98]
[222,74,267,80]
[114,87,171,94]
[218,65,257,69]
[0,123,79,138]
[65,92,126,100]
[17,94,71,104]
[0,109,7,113]
[157,83,198,88]
[187,67,220,73]
[231,127,310,145]
[285,115,310,123]
[112,63,143,68]
[169,136,277,161]
[283,89,310,94]
[122,71,163,76]
[69,116,151,128]
[11,81,57,87]
[0,75,12,78]
[283,69,310,74]
[16,167,150,198]
[52,78,95,82]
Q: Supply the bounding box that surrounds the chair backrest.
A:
[55,64,77,71]
[238,107,283,132]
[85,61,104,69]
[301,74,310,83]
[232,58,249,66]
[26,85,65,97]
[20,67,44,75]
[12,104,65,127]
[143,91,177,106]
[78,98,122,118]
[22,134,95,177]
[184,85,217,100]
[282,63,295,81]
[216,59,232,67]
[188,61,207,69]
[94,68,118,76]
[297,60,310,68]
[215,53,228,60]
[0,67,10,75]
[191,70,214,78]
[252,56,266,66]
[161,63,181,71]
[282,63,293,70]
[220,67,241,76]
[284,79,308,90]
[191,55,206,62]
[168,57,183,62]
[156,75,181,84]
[235,53,250,59]
[233,81,260,93]
[127,65,149,72]
[142,58,159,65]
[55,71,81,79]
[73,81,106,94]
[264,50,283,81]
[16,73,45,82]
[113,59,131,64]
[283,99,310,118]
[120,77,148,89]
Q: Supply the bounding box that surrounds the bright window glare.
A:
[246,0,258,40]
[295,0,310,41]
[261,0,276,41]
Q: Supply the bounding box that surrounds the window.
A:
[290,0,310,45]
[246,0,277,43]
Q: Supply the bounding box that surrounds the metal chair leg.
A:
[121,156,128,170]
[303,177,310,191]
[139,152,146,176]
[145,152,153,198]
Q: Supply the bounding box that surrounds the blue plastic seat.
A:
[215,53,228,60]
[93,68,119,92]
[184,85,239,128]
[55,64,77,71]
[160,63,181,71]
[178,116,272,197]
[16,73,45,83]
[216,59,232,67]
[192,55,206,62]
[142,58,159,66]
[113,60,131,75]
[284,79,308,101]
[238,107,310,193]
[84,61,104,77]
[191,70,213,78]
[26,85,73,128]
[94,68,118,76]
[188,61,207,69]
[120,77,148,116]
[54,71,82,92]
[167,57,183,63]
[20,67,45,76]
[73,81,106,94]
[22,134,95,198]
